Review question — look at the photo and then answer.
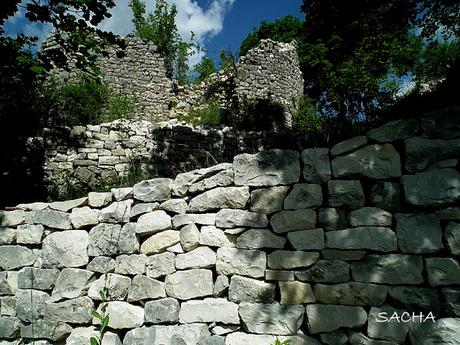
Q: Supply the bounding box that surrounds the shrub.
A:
[292,96,326,134]
[177,101,223,126]
[42,74,137,126]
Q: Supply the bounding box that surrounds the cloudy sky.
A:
[4,0,302,65]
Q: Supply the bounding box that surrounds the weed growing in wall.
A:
[273,338,291,345]
[177,101,224,126]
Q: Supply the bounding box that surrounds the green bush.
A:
[43,74,137,126]
[292,96,326,134]
[177,101,223,126]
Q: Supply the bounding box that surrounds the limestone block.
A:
[228,275,275,303]
[270,209,316,233]
[136,210,172,235]
[283,184,322,209]
[188,187,250,212]
[250,186,289,214]
[301,148,331,183]
[179,298,239,324]
[216,248,266,278]
[306,304,367,334]
[395,213,443,253]
[127,275,166,302]
[42,231,89,268]
[165,269,213,300]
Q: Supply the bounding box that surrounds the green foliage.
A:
[129,0,195,84]
[177,101,223,126]
[219,49,237,72]
[414,40,460,83]
[43,75,136,126]
[239,16,304,56]
[194,58,217,83]
[90,273,110,344]
[236,97,286,130]
[273,338,291,345]
[292,97,326,134]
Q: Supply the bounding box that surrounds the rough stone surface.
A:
[279,281,316,305]
[136,210,172,235]
[94,301,144,329]
[284,184,322,209]
[226,333,321,345]
[239,303,304,335]
[165,269,214,300]
[368,305,410,343]
[17,267,59,290]
[446,222,460,255]
[213,275,229,297]
[270,209,316,233]
[145,298,180,324]
[216,248,266,278]
[401,168,460,206]
[87,273,130,301]
[265,270,295,281]
[367,119,418,143]
[314,283,388,306]
[395,213,443,253]
[16,224,44,244]
[410,317,460,345]
[295,260,349,283]
[370,181,402,211]
[51,268,94,302]
[442,288,460,316]
[69,207,100,229]
[199,226,237,247]
[287,229,325,250]
[348,208,392,226]
[405,137,460,172]
[141,230,180,255]
[179,223,200,252]
[188,187,250,212]
[0,246,35,270]
[250,186,289,214]
[332,144,401,179]
[352,254,423,284]
[133,178,172,202]
[268,250,319,269]
[306,304,367,334]
[20,320,72,341]
[32,208,71,229]
[318,208,348,230]
[388,286,440,313]
[176,247,216,269]
[215,209,268,228]
[15,289,49,322]
[127,275,166,302]
[228,275,275,303]
[146,252,176,278]
[43,296,93,323]
[328,180,365,209]
[234,150,300,186]
[99,200,132,223]
[88,192,112,208]
[237,229,286,249]
[42,231,89,268]
[88,223,139,256]
[331,136,367,156]
[302,148,331,183]
[115,254,146,275]
[426,258,460,286]
[66,327,122,345]
[87,256,115,273]
[179,298,239,324]
[0,210,25,227]
[325,227,397,252]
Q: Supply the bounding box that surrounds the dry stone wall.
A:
[41,34,174,122]
[1,111,460,344]
[41,120,297,198]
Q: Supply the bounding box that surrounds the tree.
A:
[239,16,304,56]
[129,0,193,83]
[194,57,217,83]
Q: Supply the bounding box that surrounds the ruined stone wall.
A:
[1,111,460,345]
[42,34,175,122]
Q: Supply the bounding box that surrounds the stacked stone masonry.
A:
[43,34,303,124]
[2,111,460,345]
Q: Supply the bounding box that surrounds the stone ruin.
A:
[42,34,304,125]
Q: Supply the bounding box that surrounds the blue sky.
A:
[4,0,303,65]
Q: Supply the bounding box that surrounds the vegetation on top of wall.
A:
[177,101,224,126]
[42,74,137,127]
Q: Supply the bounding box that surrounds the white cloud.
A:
[100,0,235,65]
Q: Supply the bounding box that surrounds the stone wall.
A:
[172,39,304,127]
[41,120,299,198]
[1,111,460,344]
[41,34,174,122]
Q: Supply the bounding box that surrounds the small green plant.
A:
[177,101,223,126]
[273,338,291,345]
[292,96,326,134]
[100,91,137,123]
[90,277,110,345]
